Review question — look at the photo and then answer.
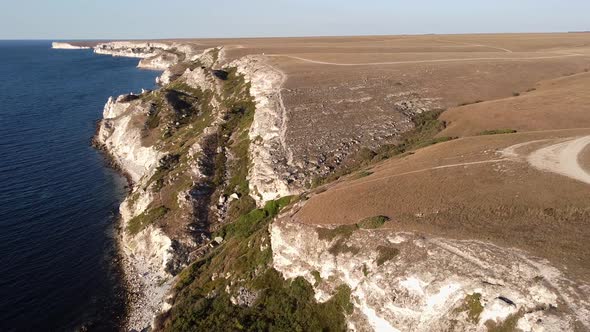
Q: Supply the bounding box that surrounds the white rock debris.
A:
[270,218,590,331]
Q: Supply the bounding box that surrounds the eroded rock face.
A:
[94,42,203,72]
[97,94,173,330]
[230,56,303,204]
[271,217,590,331]
[94,41,171,59]
[96,47,235,331]
[97,96,162,183]
[138,51,182,70]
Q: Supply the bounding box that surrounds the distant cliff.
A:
[51,42,90,50]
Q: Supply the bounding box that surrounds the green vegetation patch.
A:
[376,245,400,266]
[217,196,293,240]
[311,270,322,286]
[158,197,353,331]
[127,206,169,235]
[355,170,374,179]
[486,310,524,332]
[316,215,391,241]
[357,215,390,229]
[211,66,259,222]
[455,293,484,324]
[458,100,484,106]
[477,129,517,136]
[316,224,359,242]
[362,264,369,277]
[328,238,361,256]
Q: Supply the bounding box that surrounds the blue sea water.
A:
[0,41,160,331]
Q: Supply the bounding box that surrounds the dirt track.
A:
[267,52,584,66]
[528,135,590,185]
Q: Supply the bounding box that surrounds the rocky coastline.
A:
[76,40,300,330]
[53,38,590,331]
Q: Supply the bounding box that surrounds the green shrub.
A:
[316,224,358,241]
[328,238,361,256]
[160,194,352,332]
[376,245,399,266]
[477,129,517,136]
[455,293,484,323]
[486,310,524,332]
[218,196,293,239]
[355,170,373,178]
[358,215,390,229]
[127,206,169,235]
[458,100,483,106]
[311,270,322,286]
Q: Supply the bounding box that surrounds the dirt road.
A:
[528,135,590,185]
[268,52,584,66]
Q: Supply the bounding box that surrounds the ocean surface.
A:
[0,41,160,331]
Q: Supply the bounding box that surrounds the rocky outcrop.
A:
[138,51,182,70]
[230,56,302,204]
[94,41,171,58]
[271,216,590,331]
[97,95,162,182]
[51,42,90,50]
[94,41,195,72]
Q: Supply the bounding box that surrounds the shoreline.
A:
[74,40,299,330]
[93,102,171,331]
[87,41,170,329]
[91,130,134,330]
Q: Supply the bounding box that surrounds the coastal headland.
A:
[57,34,590,331]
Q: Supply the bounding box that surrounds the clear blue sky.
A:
[2,0,589,39]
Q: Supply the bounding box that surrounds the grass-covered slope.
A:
[156,197,353,331]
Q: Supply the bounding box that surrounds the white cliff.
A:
[230,55,301,204]
[51,42,90,50]
[96,93,173,330]
[95,47,230,330]
[271,217,590,331]
[138,51,182,70]
[97,95,162,182]
[94,41,171,58]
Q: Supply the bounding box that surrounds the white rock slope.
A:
[271,217,590,331]
[230,55,301,204]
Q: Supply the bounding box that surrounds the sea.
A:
[0,40,160,331]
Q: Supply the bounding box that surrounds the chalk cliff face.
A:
[230,56,303,205]
[94,41,194,72]
[93,44,307,330]
[51,42,90,50]
[270,215,590,331]
[96,93,172,329]
[98,95,162,182]
[94,41,171,58]
[138,52,182,70]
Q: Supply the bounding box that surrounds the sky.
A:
[1,0,589,39]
